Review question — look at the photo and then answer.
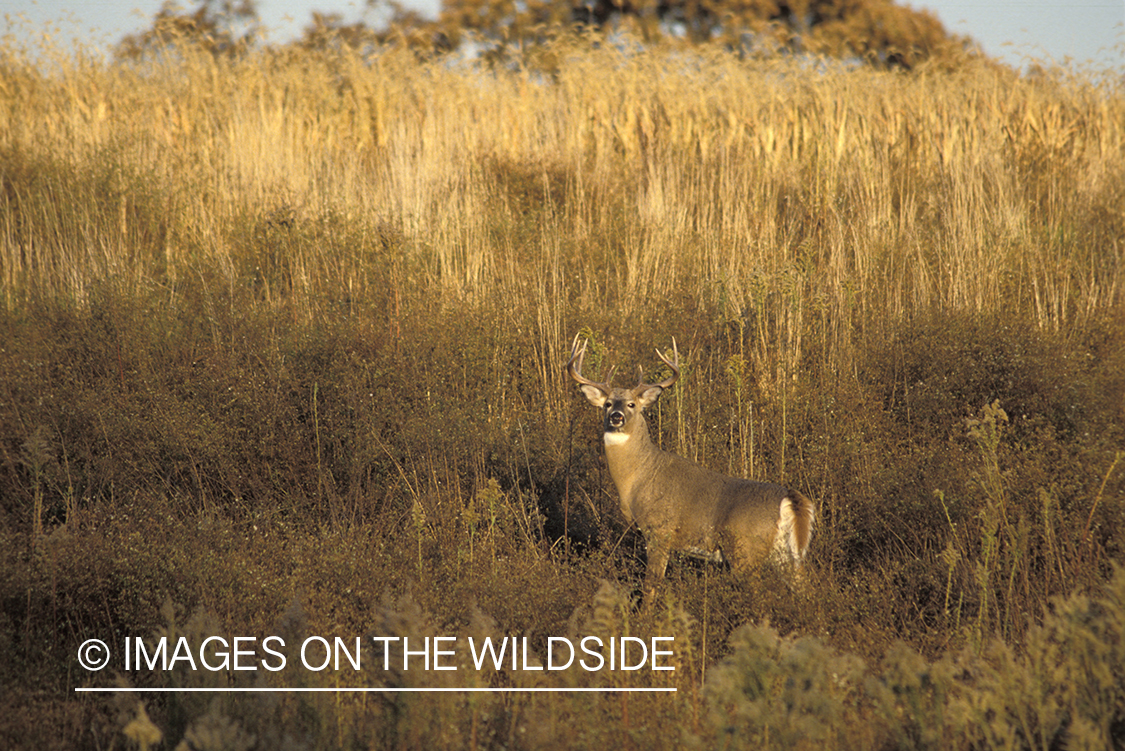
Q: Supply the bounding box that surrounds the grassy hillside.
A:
[1,32,1123,749]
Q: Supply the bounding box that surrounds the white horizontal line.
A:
[75,687,676,693]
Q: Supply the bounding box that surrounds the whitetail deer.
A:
[567,334,814,593]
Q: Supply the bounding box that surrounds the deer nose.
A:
[608,410,625,428]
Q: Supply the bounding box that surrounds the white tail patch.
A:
[604,432,630,446]
[772,498,801,563]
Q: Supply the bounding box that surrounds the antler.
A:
[566,334,616,391]
[642,337,680,390]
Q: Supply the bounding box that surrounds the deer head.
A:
[566,334,679,444]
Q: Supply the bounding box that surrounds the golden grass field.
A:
[1,28,1123,749]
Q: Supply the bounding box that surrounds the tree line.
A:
[117,0,974,69]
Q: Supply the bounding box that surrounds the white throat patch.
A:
[603,432,630,446]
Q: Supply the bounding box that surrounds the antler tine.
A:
[567,333,585,363]
[649,337,680,390]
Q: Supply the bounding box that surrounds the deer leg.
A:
[644,538,671,594]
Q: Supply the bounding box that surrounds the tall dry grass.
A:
[3,36,1122,379]
[1,29,1124,750]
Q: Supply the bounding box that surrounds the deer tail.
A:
[783,489,816,563]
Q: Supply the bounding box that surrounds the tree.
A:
[295,5,451,54]
[399,0,969,68]
[116,0,260,60]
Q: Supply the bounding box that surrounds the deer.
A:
[566,334,815,595]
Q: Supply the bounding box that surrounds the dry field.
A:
[1,29,1123,749]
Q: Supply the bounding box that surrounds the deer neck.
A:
[603,415,658,514]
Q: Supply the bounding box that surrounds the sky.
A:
[4,0,1124,70]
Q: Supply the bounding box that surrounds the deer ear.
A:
[579,384,609,408]
[636,385,663,408]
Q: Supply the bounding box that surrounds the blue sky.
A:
[5,0,1124,69]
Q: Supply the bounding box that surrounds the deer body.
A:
[567,336,814,591]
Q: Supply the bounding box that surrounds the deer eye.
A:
[627,403,635,408]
